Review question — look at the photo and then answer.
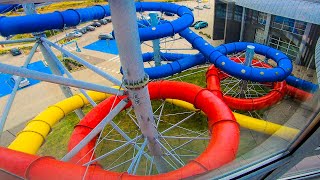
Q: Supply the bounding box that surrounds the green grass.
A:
[37,66,264,174]
[38,106,93,158]
[37,1,107,13]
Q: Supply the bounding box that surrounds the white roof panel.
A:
[234,0,320,25]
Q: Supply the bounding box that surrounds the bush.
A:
[0,49,9,55]
[61,57,84,71]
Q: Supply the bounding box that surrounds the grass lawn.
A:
[38,66,266,174]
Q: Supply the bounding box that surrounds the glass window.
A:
[271,16,307,36]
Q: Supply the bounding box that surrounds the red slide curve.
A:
[0,81,240,180]
[212,58,312,111]
[208,63,287,111]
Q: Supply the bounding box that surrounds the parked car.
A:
[188,7,194,11]
[104,18,112,23]
[191,20,205,27]
[10,48,21,56]
[196,0,202,2]
[164,11,174,16]
[66,31,82,38]
[85,25,95,31]
[91,21,101,27]
[11,75,30,88]
[203,5,211,9]
[194,6,203,10]
[98,33,114,40]
[99,19,108,25]
[194,21,208,30]
[78,28,87,34]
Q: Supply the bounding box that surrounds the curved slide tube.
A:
[7,84,300,156]
[286,75,318,93]
[1,81,240,179]
[165,99,299,141]
[144,53,206,79]
[8,91,112,154]
[221,57,313,102]
[207,65,287,111]
[0,2,193,38]
[286,85,313,102]
[0,2,303,86]
[68,80,239,179]
[180,29,293,82]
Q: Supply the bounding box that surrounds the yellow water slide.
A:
[8,91,112,154]
[166,99,299,141]
[9,92,299,155]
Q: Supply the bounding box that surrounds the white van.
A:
[11,75,30,88]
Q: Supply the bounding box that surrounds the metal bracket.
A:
[123,73,149,90]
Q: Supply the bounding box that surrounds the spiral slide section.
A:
[143,52,206,79]
[165,99,299,141]
[0,2,193,37]
[0,81,240,179]
[0,2,315,179]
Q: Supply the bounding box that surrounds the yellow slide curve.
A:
[8,93,299,155]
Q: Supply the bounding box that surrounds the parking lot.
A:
[0,0,218,137]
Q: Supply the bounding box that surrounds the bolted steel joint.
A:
[123,73,149,90]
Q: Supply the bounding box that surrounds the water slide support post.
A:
[240,45,255,97]
[149,12,162,66]
[109,0,168,173]
[23,3,85,119]
[0,42,39,136]
[39,42,85,119]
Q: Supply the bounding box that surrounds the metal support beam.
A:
[61,99,128,162]
[239,7,246,42]
[39,42,85,119]
[127,138,148,174]
[149,12,161,66]
[109,0,168,173]
[263,13,272,44]
[0,42,39,135]
[42,38,122,87]
[296,23,312,65]
[0,62,123,95]
[0,38,36,45]
[41,42,99,108]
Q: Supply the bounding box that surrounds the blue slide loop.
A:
[211,42,293,82]
[143,53,206,79]
[0,2,193,38]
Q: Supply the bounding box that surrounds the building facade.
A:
[213,0,320,68]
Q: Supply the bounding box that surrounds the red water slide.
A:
[210,58,312,111]
[0,81,239,180]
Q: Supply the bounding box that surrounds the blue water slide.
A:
[179,29,293,82]
[143,53,206,79]
[0,2,193,38]
[142,52,192,62]
[0,5,110,36]
[286,75,319,93]
[2,1,314,90]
